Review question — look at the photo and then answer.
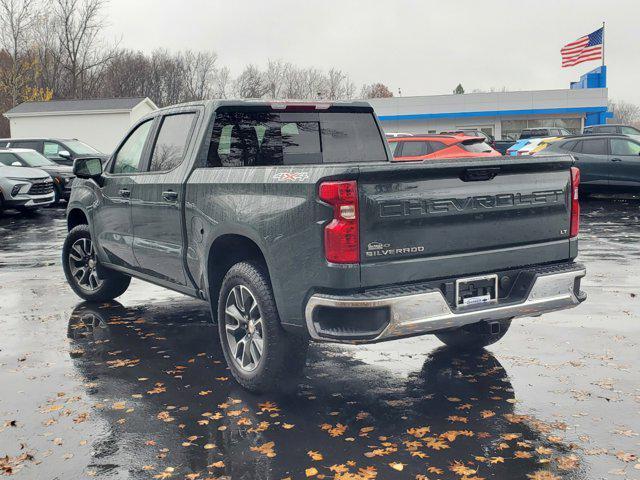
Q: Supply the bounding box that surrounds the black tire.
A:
[0,193,4,214]
[217,260,308,393]
[62,224,131,302]
[435,319,512,350]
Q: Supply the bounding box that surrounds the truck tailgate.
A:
[358,155,575,287]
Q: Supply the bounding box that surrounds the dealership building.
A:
[368,67,611,140]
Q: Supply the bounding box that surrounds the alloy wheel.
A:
[68,238,103,292]
[224,285,264,372]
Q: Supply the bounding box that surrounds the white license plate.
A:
[455,274,498,308]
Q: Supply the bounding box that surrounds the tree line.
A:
[0,0,393,136]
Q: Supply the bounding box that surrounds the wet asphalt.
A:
[0,197,639,480]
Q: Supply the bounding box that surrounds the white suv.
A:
[0,164,55,213]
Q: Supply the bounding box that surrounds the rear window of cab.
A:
[208,109,388,167]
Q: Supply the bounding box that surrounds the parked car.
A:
[519,127,572,139]
[62,99,586,392]
[0,138,108,166]
[440,129,496,149]
[0,163,55,213]
[493,140,516,155]
[535,133,640,192]
[583,124,640,142]
[389,134,500,161]
[529,137,562,155]
[0,148,75,203]
[506,139,531,156]
[385,132,413,138]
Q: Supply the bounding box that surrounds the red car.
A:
[388,134,501,161]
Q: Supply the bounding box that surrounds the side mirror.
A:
[11,161,21,166]
[59,150,71,159]
[73,157,103,179]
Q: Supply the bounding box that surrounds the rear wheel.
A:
[218,261,308,393]
[435,319,512,349]
[62,225,131,302]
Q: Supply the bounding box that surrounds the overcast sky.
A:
[105,0,640,103]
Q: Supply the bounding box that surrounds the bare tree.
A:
[361,82,393,99]
[53,0,117,98]
[609,99,640,126]
[0,0,38,106]
[183,50,217,101]
[234,64,266,98]
[212,65,230,98]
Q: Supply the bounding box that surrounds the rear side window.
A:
[12,140,41,151]
[388,141,400,156]
[399,141,427,157]
[560,140,578,151]
[461,140,492,153]
[149,113,196,172]
[208,109,387,167]
[0,152,21,166]
[594,125,617,134]
[580,139,607,155]
[429,141,445,152]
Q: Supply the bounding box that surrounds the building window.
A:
[500,118,582,140]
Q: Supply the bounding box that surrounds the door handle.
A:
[611,157,622,162]
[162,190,178,202]
[118,188,130,198]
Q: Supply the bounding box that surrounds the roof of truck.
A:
[152,99,375,113]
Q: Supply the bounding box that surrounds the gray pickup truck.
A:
[63,100,586,391]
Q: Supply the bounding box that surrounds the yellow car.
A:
[530,137,562,154]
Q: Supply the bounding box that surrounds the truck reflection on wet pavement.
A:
[0,197,639,479]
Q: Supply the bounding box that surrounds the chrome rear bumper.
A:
[305,266,586,344]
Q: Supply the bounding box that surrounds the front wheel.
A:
[218,261,308,393]
[435,319,512,350]
[62,225,131,302]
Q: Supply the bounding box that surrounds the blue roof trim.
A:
[378,106,608,122]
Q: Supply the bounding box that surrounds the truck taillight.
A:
[570,167,580,237]
[318,180,359,264]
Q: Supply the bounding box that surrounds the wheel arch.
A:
[206,233,272,308]
[67,207,89,231]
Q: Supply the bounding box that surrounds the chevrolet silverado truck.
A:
[62,100,586,392]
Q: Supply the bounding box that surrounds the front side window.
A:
[149,113,196,172]
[43,142,62,157]
[208,109,387,167]
[621,126,640,135]
[611,139,640,156]
[112,120,153,174]
[581,139,607,155]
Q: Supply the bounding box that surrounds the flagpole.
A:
[602,21,605,66]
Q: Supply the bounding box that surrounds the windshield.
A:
[63,140,100,155]
[18,150,56,167]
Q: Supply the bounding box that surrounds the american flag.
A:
[561,27,604,68]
